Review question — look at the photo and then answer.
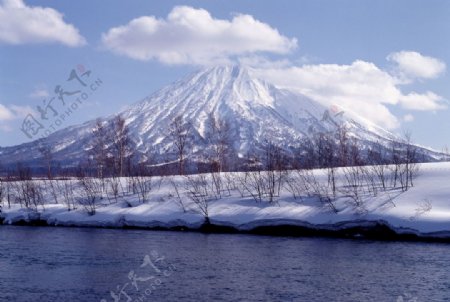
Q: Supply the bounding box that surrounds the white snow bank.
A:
[1,162,449,239]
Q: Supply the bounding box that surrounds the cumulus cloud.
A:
[251,57,447,129]
[29,88,50,99]
[387,51,446,80]
[403,114,414,123]
[0,104,15,121]
[252,60,402,129]
[0,0,85,46]
[0,104,35,121]
[100,7,447,130]
[0,103,36,132]
[399,91,447,111]
[101,6,297,65]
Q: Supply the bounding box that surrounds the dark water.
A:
[0,226,449,302]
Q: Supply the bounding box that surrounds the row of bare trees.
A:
[21,111,424,181]
[177,154,420,223]
[0,163,160,216]
[0,159,419,222]
[0,111,422,220]
[87,113,231,178]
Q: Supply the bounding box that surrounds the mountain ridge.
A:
[0,65,443,170]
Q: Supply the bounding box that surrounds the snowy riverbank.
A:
[1,162,450,242]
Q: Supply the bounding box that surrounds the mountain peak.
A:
[202,64,251,74]
[194,64,254,85]
[0,64,440,169]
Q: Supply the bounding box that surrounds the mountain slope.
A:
[0,65,442,169]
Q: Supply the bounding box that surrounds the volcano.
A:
[0,65,442,171]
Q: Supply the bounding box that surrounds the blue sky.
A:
[0,0,449,150]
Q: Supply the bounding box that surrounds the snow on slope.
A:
[1,162,450,238]
[0,65,442,166]
[119,65,403,157]
[119,65,335,156]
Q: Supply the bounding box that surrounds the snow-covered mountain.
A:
[0,65,442,169]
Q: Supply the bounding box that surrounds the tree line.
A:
[0,113,422,222]
[1,113,423,180]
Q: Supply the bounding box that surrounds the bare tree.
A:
[61,179,76,211]
[169,115,190,175]
[348,137,363,167]
[223,172,238,195]
[77,176,102,215]
[206,113,232,172]
[263,142,286,202]
[185,175,213,224]
[170,178,187,213]
[312,132,338,197]
[367,143,389,191]
[341,166,365,209]
[13,178,44,211]
[388,132,420,191]
[108,115,132,177]
[298,137,318,169]
[302,168,338,213]
[402,131,419,190]
[130,164,153,203]
[237,171,265,203]
[106,176,122,203]
[44,178,59,204]
[16,162,32,181]
[336,124,350,167]
[4,173,13,209]
[0,176,4,209]
[91,118,110,180]
[390,140,402,188]
[38,143,53,179]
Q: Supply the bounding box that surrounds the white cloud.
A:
[0,103,36,132]
[251,58,447,129]
[0,124,13,132]
[387,51,446,80]
[238,55,292,69]
[0,0,86,46]
[0,104,35,121]
[0,104,15,121]
[399,91,447,111]
[29,88,49,99]
[101,6,297,65]
[252,60,402,129]
[11,104,35,117]
[403,114,414,123]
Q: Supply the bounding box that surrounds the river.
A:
[0,226,449,301]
